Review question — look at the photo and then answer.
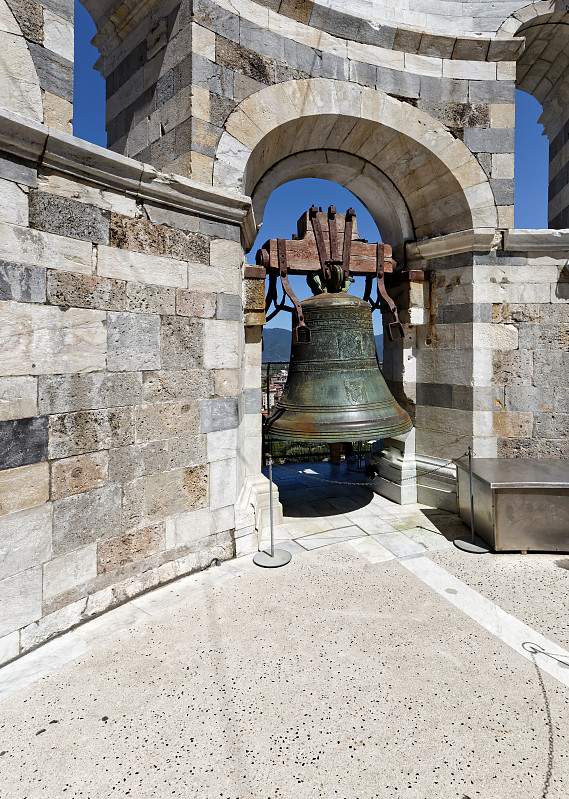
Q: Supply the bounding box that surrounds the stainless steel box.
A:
[455,458,569,552]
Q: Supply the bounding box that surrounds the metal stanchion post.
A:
[253,456,292,568]
[454,446,490,554]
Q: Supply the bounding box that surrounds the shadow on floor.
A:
[421,508,471,543]
[266,461,376,517]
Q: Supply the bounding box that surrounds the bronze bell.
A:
[265,292,413,443]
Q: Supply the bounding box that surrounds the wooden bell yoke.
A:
[250,205,413,342]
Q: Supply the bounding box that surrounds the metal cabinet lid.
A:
[454,457,569,489]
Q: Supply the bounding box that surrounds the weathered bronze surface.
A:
[265,292,413,442]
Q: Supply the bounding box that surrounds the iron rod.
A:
[268,456,275,558]
[468,446,475,544]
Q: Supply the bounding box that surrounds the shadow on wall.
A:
[555,264,569,301]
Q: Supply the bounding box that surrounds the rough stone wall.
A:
[1,0,73,129]
[0,116,254,666]
[408,232,569,467]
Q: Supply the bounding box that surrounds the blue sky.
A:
[74,1,550,332]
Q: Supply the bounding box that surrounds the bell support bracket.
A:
[277,237,310,344]
[256,206,408,340]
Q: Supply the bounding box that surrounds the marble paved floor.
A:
[1,462,569,798]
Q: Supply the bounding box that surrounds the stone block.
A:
[19,598,85,651]
[0,376,37,421]
[0,503,52,581]
[160,315,203,369]
[38,172,137,217]
[490,178,514,206]
[97,524,165,574]
[143,203,200,234]
[464,127,515,154]
[242,387,262,415]
[52,484,122,555]
[125,282,176,314]
[39,371,142,414]
[210,237,243,268]
[534,413,569,439]
[212,504,235,534]
[216,292,242,321]
[505,386,554,414]
[48,408,135,459]
[6,0,43,42]
[148,466,208,517]
[0,177,28,226]
[492,351,533,386]
[210,457,237,510]
[164,507,213,550]
[29,192,109,243]
[0,416,47,469]
[420,76,468,103]
[0,261,45,303]
[0,567,42,638]
[200,398,239,433]
[43,543,97,602]
[188,261,240,295]
[0,154,37,187]
[142,369,212,402]
[97,246,187,288]
[533,351,569,389]
[107,312,161,372]
[42,8,73,60]
[207,427,238,462]
[51,451,108,500]
[192,0,241,40]
[109,437,207,483]
[43,90,72,132]
[0,462,48,515]
[469,80,514,104]
[492,411,534,439]
[176,289,216,318]
[203,319,241,369]
[46,271,126,311]
[135,400,201,444]
[28,41,72,101]
[0,630,19,666]
[0,221,92,275]
[214,369,240,397]
[109,214,209,264]
[0,301,106,376]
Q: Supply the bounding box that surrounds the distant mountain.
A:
[262,328,384,363]
[262,328,291,363]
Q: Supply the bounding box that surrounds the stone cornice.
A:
[504,229,569,253]
[0,110,256,248]
[406,229,502,262]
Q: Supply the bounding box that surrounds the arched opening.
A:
[515,89,548,228]
[74,1,106,145]
[507,6,569,228]
[255,178,387,472]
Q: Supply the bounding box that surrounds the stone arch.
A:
[214,80,497,247]
[0,0,42,121]
[498,2,569,227]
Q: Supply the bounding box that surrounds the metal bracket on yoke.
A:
[277,238,310,344]
[375,243,405,341]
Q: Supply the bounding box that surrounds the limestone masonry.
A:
[0,0,568,663]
